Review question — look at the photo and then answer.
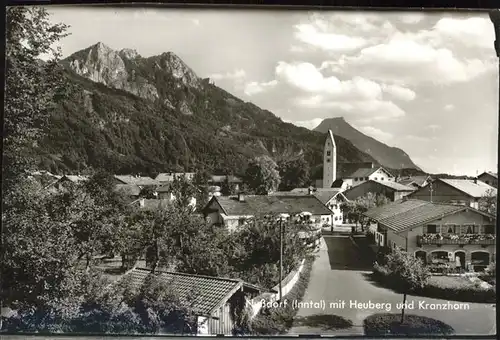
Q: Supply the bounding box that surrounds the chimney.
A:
[238,193,245,202]
[474,177,478,184]
[308,186,314,195]
[139,198,145,207]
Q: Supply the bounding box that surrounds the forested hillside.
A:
[36,42,376,176]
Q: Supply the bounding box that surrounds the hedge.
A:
[363,313,455,336]
[372,264,496,303]
[250,255,315,335]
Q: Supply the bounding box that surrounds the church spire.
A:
[322,130,337,188]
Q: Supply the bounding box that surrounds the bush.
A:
[372,263,496,303]
[363,313,455,336]
[250,255,315,335]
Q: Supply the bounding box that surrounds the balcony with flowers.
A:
[417,233,496,246]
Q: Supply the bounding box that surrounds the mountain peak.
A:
[119,48,140,59]
[314,117,419,170]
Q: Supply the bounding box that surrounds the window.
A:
[327,151,331,156]
[354,178,358,181]
[335,216,338,221]
[238,218,245,226]
[464,224,478,234]
[374,177,378,180]
[365,177,369,180]
[327,158,331,163]
[445,224,457,234]
[381,177,385,181]
[484,225,495,234]
[426,224,438,233]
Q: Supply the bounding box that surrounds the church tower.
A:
[322,130,337,188]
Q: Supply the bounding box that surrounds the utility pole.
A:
[429,181,433,203]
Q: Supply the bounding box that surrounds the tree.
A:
[231,214,315,288]
[221,175,238,196]
[139,186,158,199]
[2,8,71,324]
[478,188,497,216]
[192,168,211,211]
[340,193,389,231]
[278,156,310,191]
[244,156,281,195]
[379,247,430,323]
[3,7,69,195]
[169,174,198,210]
[355,193,390,231]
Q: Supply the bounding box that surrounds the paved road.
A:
[288,233,497,336]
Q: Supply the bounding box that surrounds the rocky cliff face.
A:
[63,42,202,108]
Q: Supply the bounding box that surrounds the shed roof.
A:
[437,178,496,198]
[364,199,494,233]
[212,195,332,216]
[120,268,268,316]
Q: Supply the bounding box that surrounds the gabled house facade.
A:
[202,193,333,232]
[155,172,196,184]
[288,188,347,224]
[114,175,160,187]
[344,167,395,188]
[342,179,415,202]
[365,199,496,272]
[407,178,497,209]
[478,171,498,188]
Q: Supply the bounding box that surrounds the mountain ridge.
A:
[36,42,383,177]
[314,117,420,171]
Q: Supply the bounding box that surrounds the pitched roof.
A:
[155,173,195,182]
[114,184,141,196]
[364,199,430,221]
[347,167,379,178]
[337,162,374,179]
[437,178,496,198]
[115,175,159,186]
[411,176,431,186]
[273,188,344,205]
[213,195,332,216]
[365,199,494,233]
[370,179,416,192]
[120,268,268,316]
[398,178,416,186]
[479,171,498,179]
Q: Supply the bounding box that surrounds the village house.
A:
[343,167,396,188]
[118,267,273,335]
[365,198,496,272]
[46,174,89,193]
[287,187,347,224]
[407,178,497,209]
[114,175,160,187]
[155,172,196,184]
[202,193,333,232]
[397,175,432,189]
[114,184,142,202]
[209,175,243,192]
[478,171,498,188]
[342,179,416,202]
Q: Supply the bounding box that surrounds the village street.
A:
[288,232,497,336]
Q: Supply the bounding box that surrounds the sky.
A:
[43,6,499,176]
